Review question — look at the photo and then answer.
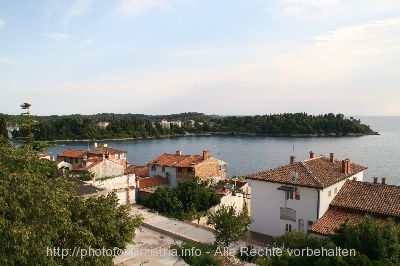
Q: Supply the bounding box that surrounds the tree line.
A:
[2,112,376,141]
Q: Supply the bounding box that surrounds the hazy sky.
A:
[1,0,400,115]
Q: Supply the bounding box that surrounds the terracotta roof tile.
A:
[310,180,400,235]
[138,176,168,189]
[147,153,205,168]
[89,146,127,155]
[309,207,398,235]
[58,149,87,158]
[247,155,367,188]
[331,180,400,217]
[125,166,149,177]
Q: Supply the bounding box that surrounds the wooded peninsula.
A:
[2,112,377,141]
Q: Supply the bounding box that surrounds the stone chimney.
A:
[382,177,386,185]
[203,150,210,160]
[103,143,108,148]
[373,177,378,184]
[176,150,182,155]
[309,151,314,159]
[290,155,295,164]
[330,152,334,163]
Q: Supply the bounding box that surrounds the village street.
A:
[114,204,259,266]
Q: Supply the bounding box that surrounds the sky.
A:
[1,0,400,116]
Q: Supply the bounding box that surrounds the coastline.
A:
[43,131,379,143]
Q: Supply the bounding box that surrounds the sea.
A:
[48,116,400,185]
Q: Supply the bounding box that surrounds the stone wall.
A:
[90,159,124,179]
[194,157,226,180]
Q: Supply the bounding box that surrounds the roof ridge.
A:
[299,161,323,188]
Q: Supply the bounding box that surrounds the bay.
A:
[48,116,400,185]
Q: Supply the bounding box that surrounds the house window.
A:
[286,190,294,200]
[298,219,305,232]
[334,187,338,194]
[166,172,170,180]
[151,165,156,171]
[162,166,165,172]
[75,159,78,163]
[285,224,292,233]
[328,190,331,197]
[115,154,119,159]
[177,168,182,173]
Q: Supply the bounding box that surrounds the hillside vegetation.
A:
[3,112,377,141]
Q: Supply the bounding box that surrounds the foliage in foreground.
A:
[0,139,143,265]
[172,242,221,266]
[207,204,252,247]
[238,218,400,266]
[142,178,220,220]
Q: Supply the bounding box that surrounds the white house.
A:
[246,152,367,237]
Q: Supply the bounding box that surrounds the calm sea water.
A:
[48,116,400,185]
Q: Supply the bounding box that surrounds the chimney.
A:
[330,152,334,163]
[290,155,295,164]
[341,160,346,174]
[94,142,98,148]
[176,150,182,155]
[346,159,351,174]
[381,177,386,185]
[103,144,108,148]
[373,177,378,184]
[309,151,314,159]
[203,150,210,160]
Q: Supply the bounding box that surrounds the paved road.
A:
[130,205,216,244]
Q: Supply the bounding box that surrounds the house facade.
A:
[57,143,128,171]
[246,152,366,237]
[310,178,400,236]
[147,150,227,187]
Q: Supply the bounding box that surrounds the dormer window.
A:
[151,165,156,171]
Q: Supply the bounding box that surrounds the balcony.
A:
[280,207,296,222]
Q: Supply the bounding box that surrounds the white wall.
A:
[247,180,319,237]
[318,171,364,218]
[88,174,136,204]
[247,171,365,236]
[149,165,177,187]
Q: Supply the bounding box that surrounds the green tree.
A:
[0,114,8,140]
[15,103,48,152]
[331,218,400,264]
[0,141,143,265]
[207,204,252,247]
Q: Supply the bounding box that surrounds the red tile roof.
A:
[309,207,398,235]
[147,153,205,168]
[74,160,102,171]
[310,180,400,235]
[88,146,126,155]
[125,165,149,177]
[58,149,87,158]
[138,176,168,189]
[331,180,400,217]
[247,155,367,188]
